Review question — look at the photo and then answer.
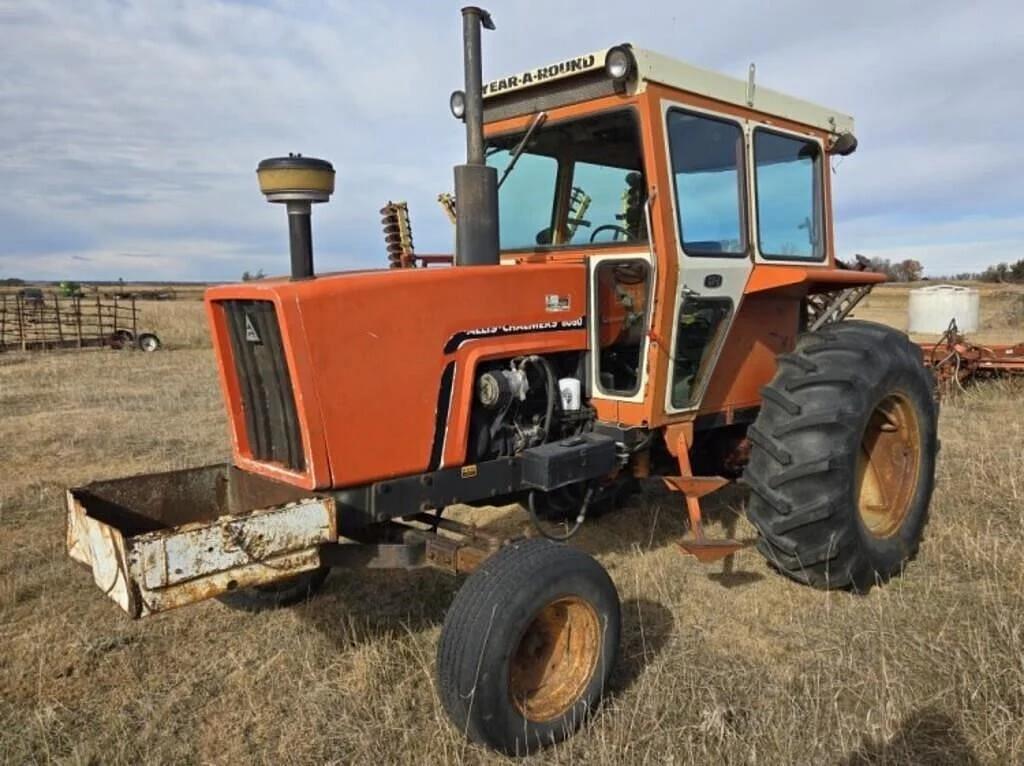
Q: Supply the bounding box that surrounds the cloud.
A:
[0,0,1020,280]
[4,237,298,281]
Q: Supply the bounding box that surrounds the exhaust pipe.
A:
[256,154,335,280]
[453,6,500,267]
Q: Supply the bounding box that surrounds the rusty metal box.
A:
[66,464,336,618]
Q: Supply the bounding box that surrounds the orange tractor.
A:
[67,7,937,754]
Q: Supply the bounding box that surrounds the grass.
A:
[1,288,1023,764]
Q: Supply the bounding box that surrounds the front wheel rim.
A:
[856,391,922,538]
[508,596,601,722]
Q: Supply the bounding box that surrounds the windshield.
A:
[485,110,647,250]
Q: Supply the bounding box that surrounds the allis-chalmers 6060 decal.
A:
[443,316,586,354]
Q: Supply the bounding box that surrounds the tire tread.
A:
[744,320,937,591]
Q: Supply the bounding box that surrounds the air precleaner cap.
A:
[256,153,335,280]
[257,153,335,203]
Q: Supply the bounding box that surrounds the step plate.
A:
[677,537,755,563]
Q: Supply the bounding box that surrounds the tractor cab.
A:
[467,45,869,430]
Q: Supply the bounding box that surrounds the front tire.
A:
[436,539,620,755]
[743,321,937,591]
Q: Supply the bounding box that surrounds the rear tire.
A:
[742,321,937,591]
[217,567,329,612]
[436,539,620,755]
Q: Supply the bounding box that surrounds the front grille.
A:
[222,300,305,472]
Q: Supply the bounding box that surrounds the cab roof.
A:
[481,46,855,135]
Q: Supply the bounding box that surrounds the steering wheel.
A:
[589,224,633,243]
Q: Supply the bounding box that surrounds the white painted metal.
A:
[908,285,980,333]
[659,99,754,415]
[482,46,855,136]
[634,49,854,135]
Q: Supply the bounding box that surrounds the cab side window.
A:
[670,297,732,409]
[753,129,824,260]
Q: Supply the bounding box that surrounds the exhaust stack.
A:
[453,7,500,267]
[257,154,335,280]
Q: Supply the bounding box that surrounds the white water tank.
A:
[908,285,979,333]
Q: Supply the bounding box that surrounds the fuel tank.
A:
[205,263,588,490]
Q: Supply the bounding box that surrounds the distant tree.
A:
[974,260,1024,283]
[866,256,897,280]
[893,259,924,283]
[241,269,266,282]
[0,277,25,286]
[980,262,1010,283]
[864,257,924,282]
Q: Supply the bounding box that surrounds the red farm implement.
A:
[921,319,1024,389]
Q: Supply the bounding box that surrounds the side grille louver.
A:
[222,300,305,472]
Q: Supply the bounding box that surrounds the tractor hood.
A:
[205,263,588,491]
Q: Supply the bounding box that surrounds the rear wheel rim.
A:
[856,391,922,538]
[508,596,601,722]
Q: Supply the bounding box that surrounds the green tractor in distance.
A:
[59,280,83,298]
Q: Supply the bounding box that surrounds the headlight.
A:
[450,90,466,120]
[605,46,634,81]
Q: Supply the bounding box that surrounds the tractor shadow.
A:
[300,566,459,651]
[302,576,675,705]
[300,480,761,650]
[570,480,765,588]
[838,707,979,766]
[609,597,675,696]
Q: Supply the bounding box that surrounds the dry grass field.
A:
[1,283,1023,764]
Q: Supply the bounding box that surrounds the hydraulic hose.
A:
[527,485,595,542]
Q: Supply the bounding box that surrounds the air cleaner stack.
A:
[256,154,335,280]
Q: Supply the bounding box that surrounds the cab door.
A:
[587,252,654,413]
[659,102,753,414]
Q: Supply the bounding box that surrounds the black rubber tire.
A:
[109,330,134,350]
[136,332,161,352]
[216,567,329,613]
[436,539,621,755]
[742,320,938,592]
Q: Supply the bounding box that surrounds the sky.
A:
[1,0,1022,281]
